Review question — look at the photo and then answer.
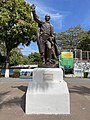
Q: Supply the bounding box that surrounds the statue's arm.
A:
[31,4,42,25]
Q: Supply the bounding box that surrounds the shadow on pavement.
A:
[0,96,21,109]
[13,85,27,92]
[0,86,27,112]
[12,85,27,112]
[21,92,26,112]
[69,85,90,95]
[0,91,11,109]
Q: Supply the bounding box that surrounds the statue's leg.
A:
[52,45,57,59]
[46,41,52,62]
[39,36,45,63]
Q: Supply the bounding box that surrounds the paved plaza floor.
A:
[0,78,90,120]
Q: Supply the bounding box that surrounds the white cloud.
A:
[20,0,70,55]
[36,6,64,31]
[26,0,66,31]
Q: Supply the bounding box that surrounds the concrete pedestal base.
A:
[26,68,70,114]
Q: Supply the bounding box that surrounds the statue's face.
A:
[45,16,50,21]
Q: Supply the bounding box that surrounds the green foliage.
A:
[66,25,84,49]
[10,48,23,65]
[56,32,68,48]
[56,25,89,51]
[10,48,29,65]
[13,70,20,78]
[28,52,42,64]
[10,49,42,66]
[22,55,29,65]
[0,0,37,68]
[0,53,6,65]
[0,42,6,56]
[0,0,37,48]
[79,30,90,51]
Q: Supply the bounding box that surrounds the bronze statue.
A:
[31,4,60,65]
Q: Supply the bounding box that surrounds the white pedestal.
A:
[26,68,70,114]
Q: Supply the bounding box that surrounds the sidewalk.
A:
[0,78,90,120]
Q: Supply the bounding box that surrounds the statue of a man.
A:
[31,4,59,64]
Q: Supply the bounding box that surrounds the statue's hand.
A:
[31,4,36,12]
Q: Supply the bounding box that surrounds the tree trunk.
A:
[5,50,10,78]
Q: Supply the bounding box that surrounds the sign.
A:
[62,52,73,58]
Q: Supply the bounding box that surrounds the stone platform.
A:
[26,68,70,114]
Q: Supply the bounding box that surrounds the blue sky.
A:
[19,0,90,55]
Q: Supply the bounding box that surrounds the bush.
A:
[13,70,20,78]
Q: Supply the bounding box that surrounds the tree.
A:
[10,48,24,65]
[66,25,84,49]
[79,30,90,51]
[0,41,6,67]
[22,55,29,65]
[56,32,68,49]
[0,0,37,77]
[28,52,42,64]
[0,42,6,56]
[56,25,85,50]
[0,53,6,66]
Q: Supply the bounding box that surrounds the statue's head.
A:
[45,14,50,21]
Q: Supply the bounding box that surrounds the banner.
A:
[62,52,73,58]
